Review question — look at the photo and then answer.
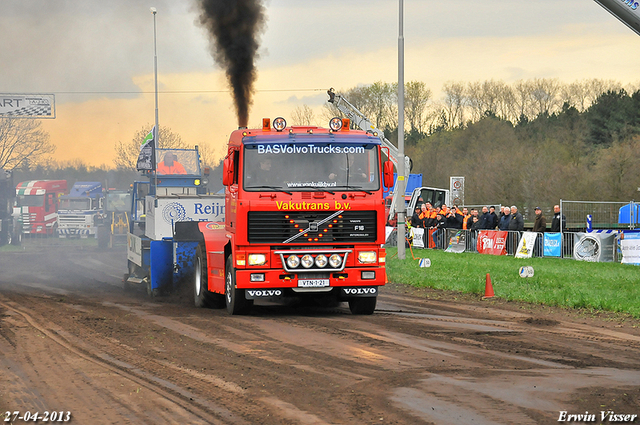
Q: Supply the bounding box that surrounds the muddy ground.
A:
[1,242,639,424]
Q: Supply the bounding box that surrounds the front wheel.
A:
[225,257,253,315]
[348,297,377,315]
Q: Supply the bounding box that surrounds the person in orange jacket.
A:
[157,152,187,174]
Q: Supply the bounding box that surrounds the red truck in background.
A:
[190,117,394,315]
[15,180,68,235]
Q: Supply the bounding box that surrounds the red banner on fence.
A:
[477,230,507,256]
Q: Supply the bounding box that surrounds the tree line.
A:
[311,79,640,216]
[3,77,640,211]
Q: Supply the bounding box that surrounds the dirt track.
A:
[1,243,639,424]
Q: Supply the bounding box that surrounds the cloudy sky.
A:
[2,0,640,167]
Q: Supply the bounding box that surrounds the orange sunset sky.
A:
[4,0,640,168]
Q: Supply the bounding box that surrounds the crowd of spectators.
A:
[409,203,530,233]
[404,202,568,253]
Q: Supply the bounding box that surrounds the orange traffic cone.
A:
[482,273,495,299]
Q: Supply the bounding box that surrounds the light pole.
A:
[397,0,406,259]
[151,7,159,152]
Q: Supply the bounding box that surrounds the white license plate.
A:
[298,279,330,288]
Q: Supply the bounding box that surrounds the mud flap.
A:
[339,287,378,298]
[173,241,198,291]
[150,239,173,293]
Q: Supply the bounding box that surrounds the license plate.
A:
[298,279,330,288]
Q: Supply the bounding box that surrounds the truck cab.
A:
[57,182,103,238]
[195,117,394,315]
[15,180,68,235]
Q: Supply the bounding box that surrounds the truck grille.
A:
[247,211,377,244]
[58,215,90,226]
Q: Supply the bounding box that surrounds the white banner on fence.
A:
[573,232,616,262]
[515,231,537,258]
[620,238,640,265]
[411,227,425,248]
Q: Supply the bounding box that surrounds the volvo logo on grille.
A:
[246,289,283,299]
[309,222,319,232]
[342,287,378,296]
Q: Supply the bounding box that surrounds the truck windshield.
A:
[243,141,380,192]
[60,198,91,210]
[16,194,44,207]
[155,148,200,176]
[106,193,131,212]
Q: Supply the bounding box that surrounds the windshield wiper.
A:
[330,185,373,195]
[246,185,293,195]
[302,187,335,195]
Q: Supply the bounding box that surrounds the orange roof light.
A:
[262,118,271,131]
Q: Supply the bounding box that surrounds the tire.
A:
[348,297,377,315]
[97,226,108,249]
[123,273,132,292]
[194,246,209,308]
[225,256,253,315]
[194,245,225,309]
[11,231,21,246]
[146,279,159,297]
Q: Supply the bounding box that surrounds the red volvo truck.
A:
[15,180,68,235]
[189,117,394,315]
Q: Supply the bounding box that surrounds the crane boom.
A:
[327,88,411,221]
[594,0,640,36]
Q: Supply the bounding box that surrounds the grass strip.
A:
[385,247,640,318]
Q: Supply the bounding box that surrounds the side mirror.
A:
[383,161,394,189]
[222,153,235,186]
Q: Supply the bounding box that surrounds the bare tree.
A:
[586,78,622,106]
[114,125,190,170]
[494,81,515,121]
[0,118,56,170]
[290,104,316,126]
[513,80,534,122]
[562,80,589,112]
[529,78,561,117]
[442,81,466,129]
[466,81,484,122]
[404,80,432,134]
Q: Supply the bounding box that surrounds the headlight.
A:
[329,254,342,268]
[301,254,314,268]
[287,255,300,268]
[248,253,267,266]
[315,254,328,268]
[358,251,377,264]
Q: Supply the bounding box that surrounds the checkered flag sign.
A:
[0,94,55,118]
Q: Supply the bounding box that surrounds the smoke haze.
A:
[197,0,267,127]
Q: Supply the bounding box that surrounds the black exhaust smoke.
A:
[197,0,266,128]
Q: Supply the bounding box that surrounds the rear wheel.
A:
[225,256,253,315]
[97,226,108,249]
[11,230,21,246]
[194,246,209,308]
[348,297,377,315]
[194,245,225,309]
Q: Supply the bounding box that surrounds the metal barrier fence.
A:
[560,200,630,231]
[404,228,622,262]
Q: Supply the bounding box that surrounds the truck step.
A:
[126,276,144,284]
